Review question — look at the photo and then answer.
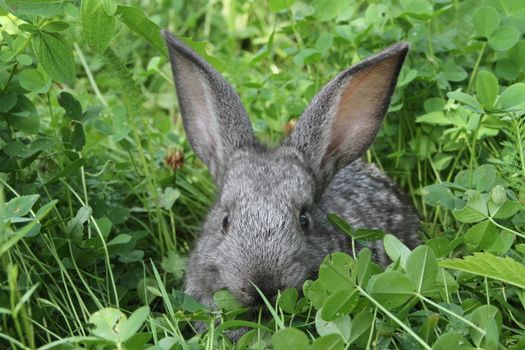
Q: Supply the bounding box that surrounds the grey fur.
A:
[162,31,419,314]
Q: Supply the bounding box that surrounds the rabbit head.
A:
[163,30,408,307]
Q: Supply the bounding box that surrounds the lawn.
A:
[1,0,525,349]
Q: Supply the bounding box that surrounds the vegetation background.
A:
[1,0,525,349]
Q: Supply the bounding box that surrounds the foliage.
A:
[0,0,525,349]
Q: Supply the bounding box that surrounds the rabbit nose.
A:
[247,274,282,304]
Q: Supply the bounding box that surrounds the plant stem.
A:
[488,217,525,239]
[357,287,432,350]
[417,294,486,334]
[514,117,525,180]
[74,43,108,107]
[467,41,487,92]
[60,180,120,307]
[365,307,378,350]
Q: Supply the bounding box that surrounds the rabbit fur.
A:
[162,30,419,312]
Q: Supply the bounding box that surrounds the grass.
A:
[0,0,525,349]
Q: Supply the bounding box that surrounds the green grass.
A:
[1,0,525,349]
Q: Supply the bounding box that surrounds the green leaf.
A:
[102,0,117,15]
[447,91,482,113]
[70,123,86,151]
[0,200,57,257]
[416,111,453,125]
[440,253,525,289]
[475,70,498,108]
[66,206,91,241]
[107,234,132,246]
[309,334,344,350]
[400,0,433,18]
[16,54,32,65]
[426,237,453,258]
[89,307,125,342]
[315,310,351,341]
[315,32,333,54]
[278,288,298,314]
[509,40,525,71]
[354,228,384,241]
[433,332,473,350]
[398,68,418,87]
[123,333,151,350]
[119,306,149,342]
[486,230,513,256]
[433,153,453,171]
[43,158,87,185]
[497,83,525,111]
[158,187,180,210]
[213,289,243,311]
[419,313,439,345]
[5,95,40,134]
[269,0,295,12]
[422,184,458,210]
[348,310,373,344]
[0,93,17,113]
[160,250,186,277]
[406,246,438,293]
[41,21,69,32]
[354,248,375,287]
[1,195,39,219]
[5,0,65,17]
[304,279,328,309]
[472,6,500,38]
[434,268,460,297]
[383,234,411,268]
[488,26,520,51]
[32,31,75,86]
[117,5,167,57]
[109,105,132,141]
[313,0,349,21]
[137,278,158,305]
[492,200,521,219]
[294,48,321,65]
[272,328,310,350]
[58,92,82,121]
[495,58,519,81]
[321,289,359,321]
[19,68,50,93]
[18,23,39,34]
[468,305,501,348]
[473,164,497,192]
[442,61,467,82]
[327,213,354,237]
[453,190,487,223]
[81,0,116,54]
[367,271,414,309]
[464,220,498,251]
[319,253,354,292]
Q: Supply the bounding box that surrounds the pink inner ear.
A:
[177,57,223,161]
[328,55,399,158]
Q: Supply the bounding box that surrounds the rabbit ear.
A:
[284,43,408,187]
[162,30,257,181]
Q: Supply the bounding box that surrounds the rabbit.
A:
[162,30,419,314]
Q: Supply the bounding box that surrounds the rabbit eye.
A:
[299,210,310,231]
[221,215,229,233]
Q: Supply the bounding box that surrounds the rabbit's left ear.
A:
[284,43,408,185]
[162,30,258,182]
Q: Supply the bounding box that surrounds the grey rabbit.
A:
[162,30,419,313]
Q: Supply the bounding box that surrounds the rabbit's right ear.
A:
[284,43,408,189]
[162,30,257,181]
